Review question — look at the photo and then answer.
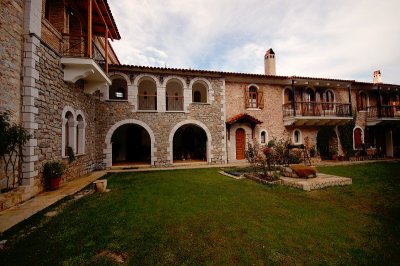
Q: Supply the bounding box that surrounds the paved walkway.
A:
[0,171,106,233]
[0,159,397,233]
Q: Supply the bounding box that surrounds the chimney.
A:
[264,48,276,75]
[373,70,382,84]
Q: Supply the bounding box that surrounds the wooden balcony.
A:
[61,34,111,94]
[283,102,352,126]
[366,105,400,126]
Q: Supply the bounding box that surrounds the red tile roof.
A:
[226,113,262,125]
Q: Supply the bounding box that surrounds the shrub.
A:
[43,161,65,179]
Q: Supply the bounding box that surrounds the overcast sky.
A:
[108,0,400,84]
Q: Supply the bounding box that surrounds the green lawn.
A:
[1,162,399,265]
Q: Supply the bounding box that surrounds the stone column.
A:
[21,0,42,186]
[158,86,166,112]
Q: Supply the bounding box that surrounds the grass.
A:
[0,162,399,265]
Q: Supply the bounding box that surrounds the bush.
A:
[43,161,65,179]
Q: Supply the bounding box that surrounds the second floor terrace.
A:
[282,82,353,126]
[41,0,120,93]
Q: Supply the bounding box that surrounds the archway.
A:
[317,127,338,159]
[173,124,207,162]
[111,124,151,165]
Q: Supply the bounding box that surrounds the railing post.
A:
[348,84,352,117]
[377,86,382,118]
[87,0,92,58]
[292,80,296,116]
[105,29,108,75]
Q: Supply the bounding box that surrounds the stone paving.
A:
[0,171,106,233]
[280,173,352,191]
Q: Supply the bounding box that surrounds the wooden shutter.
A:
[356,92,361,111]
[258,88,264,109]
[244,86,250,108]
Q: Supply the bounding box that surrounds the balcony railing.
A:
[283,102,352,118]
[61,34,105,67]
[367,105,400,118]
[166,96,184,111]
[138,95,157,110]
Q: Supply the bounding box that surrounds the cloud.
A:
[109,0,400,84]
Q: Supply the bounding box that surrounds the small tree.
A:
[0,111,32,190]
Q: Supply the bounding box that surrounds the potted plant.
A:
[43,161,65,190]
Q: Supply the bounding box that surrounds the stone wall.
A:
[34,43,99,187]
[0,0,24,122]
[96,70,226,166]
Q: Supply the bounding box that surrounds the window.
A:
[166,79,183,111]
[138,79,157,110]
[192,81,208,103]
[193,91,201,102]
[323,90,334,110]
[109,78,128,100]
[76,114,85,154]
[260,131,267,144]
[305,88,315,102]
[62,108,76,157]
[245,85,264,109]
[293,129,302,144]
[284,88,293,104]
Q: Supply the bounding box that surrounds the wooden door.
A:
[235,128,246,160]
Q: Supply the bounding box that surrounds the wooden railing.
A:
[138,95,157,110]
[367,105,400,118]
[282,102,352,117]
[61,34,106,70]
[166,95,184,111]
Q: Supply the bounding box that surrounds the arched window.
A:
[284,88,293,104]
[260,130,268,144]
[323,90,334,110]
[76,113,85,154]
[138,79,157,110]
[245,85,264,109]
[293,129,302,144]
[192,81,208,103]
[109,78,128,100]
[166,79,183,111]
[353,127,363,150]
[62,109,76,157]
[305,88,315,102]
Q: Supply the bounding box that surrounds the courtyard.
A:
[0,162,399,265]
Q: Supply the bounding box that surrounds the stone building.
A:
[0,0,399,211]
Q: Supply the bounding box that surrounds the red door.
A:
[354,128,362,150]
[236,128,246,160]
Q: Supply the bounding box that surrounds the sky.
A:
[108,0,400,84]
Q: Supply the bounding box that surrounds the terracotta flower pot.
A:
[94,179,107,192]
[50,177,61,190]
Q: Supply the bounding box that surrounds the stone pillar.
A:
[386,129,393,157]
[158,86,166,112]
[21,0,42,186]
[128,84,136,110]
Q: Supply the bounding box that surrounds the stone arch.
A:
[61,106,76,157]
[109,72,132,86]
[228,123,252,161]
[162,76,187,89]
[169,120,212,164]
[104,119,156,167]
[190,78,212,103]
[75,110,86,154]
[282,87,293,104]
[353,126,364,150]
[133,73,161,87]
